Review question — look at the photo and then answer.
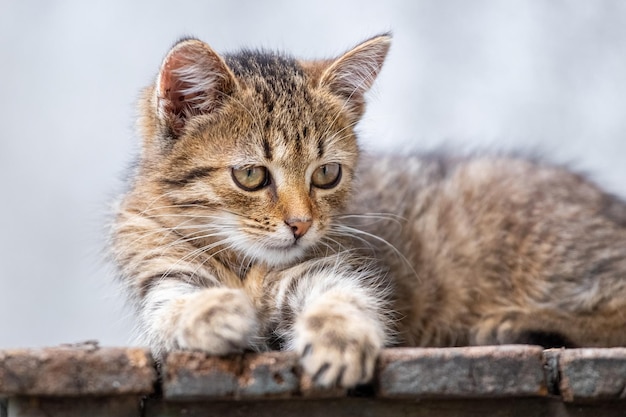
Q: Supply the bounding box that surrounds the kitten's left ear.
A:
[319,33,391,118]
[156,38,237,138]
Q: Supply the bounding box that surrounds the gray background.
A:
[1,0,625,348]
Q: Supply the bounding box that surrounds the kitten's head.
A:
[136,34,390,267]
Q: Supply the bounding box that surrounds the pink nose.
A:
[285,218,312,239]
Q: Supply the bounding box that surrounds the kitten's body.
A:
[112,35,626,388]
[352,154,626,348]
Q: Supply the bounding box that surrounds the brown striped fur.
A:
[111,34,626,388]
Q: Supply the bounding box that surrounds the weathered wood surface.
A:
[1,345,625,416]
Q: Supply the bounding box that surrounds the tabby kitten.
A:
[112,34,626,388]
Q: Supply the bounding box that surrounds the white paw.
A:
[293,303,383,388]
[175,288,259,354]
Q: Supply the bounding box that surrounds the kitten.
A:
[111,34,626,388]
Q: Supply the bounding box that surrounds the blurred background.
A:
[1,0,625,348]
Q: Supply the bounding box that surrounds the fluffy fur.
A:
[111,34,626,388]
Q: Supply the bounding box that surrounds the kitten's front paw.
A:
[176,288,259,354]
[294,303,382,388]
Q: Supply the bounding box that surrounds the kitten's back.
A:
[348,154,626,347]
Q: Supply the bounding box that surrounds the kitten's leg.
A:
[470,308,626,348]
[470,309,574,348]
[114,213,262,357]
[138,279,260,357]
[267,257,393,388]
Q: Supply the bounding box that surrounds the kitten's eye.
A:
[231,166,269,191]
[311,163,342,189]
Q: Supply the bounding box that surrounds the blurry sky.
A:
[1,0,625,348]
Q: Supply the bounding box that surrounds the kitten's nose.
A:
[285,218,312,239]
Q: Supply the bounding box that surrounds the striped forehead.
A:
[261,130,322,165]
[225,49,310,108]
[224,51,328,163]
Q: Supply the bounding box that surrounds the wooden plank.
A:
[0,345,156,397]
[558,348,626,402]
[377,345,548,398]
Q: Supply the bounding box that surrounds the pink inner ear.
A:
[158,52,199,132]
[160,54,201,103]
[156,40,236,136]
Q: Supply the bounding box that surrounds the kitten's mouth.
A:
[242,233,314,266]
[265,241,302,251]
[269,238,314,253]
[244,240,308,267]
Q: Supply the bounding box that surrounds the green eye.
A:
[311,163,342,189]
[231,166,269,191]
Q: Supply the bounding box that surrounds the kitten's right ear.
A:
[155,38,237,138]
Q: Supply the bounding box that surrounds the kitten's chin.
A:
[236,238,312,268]
[236,231,318,267]
[250,245,308,267]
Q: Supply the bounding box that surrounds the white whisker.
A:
[330,224,420,283]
